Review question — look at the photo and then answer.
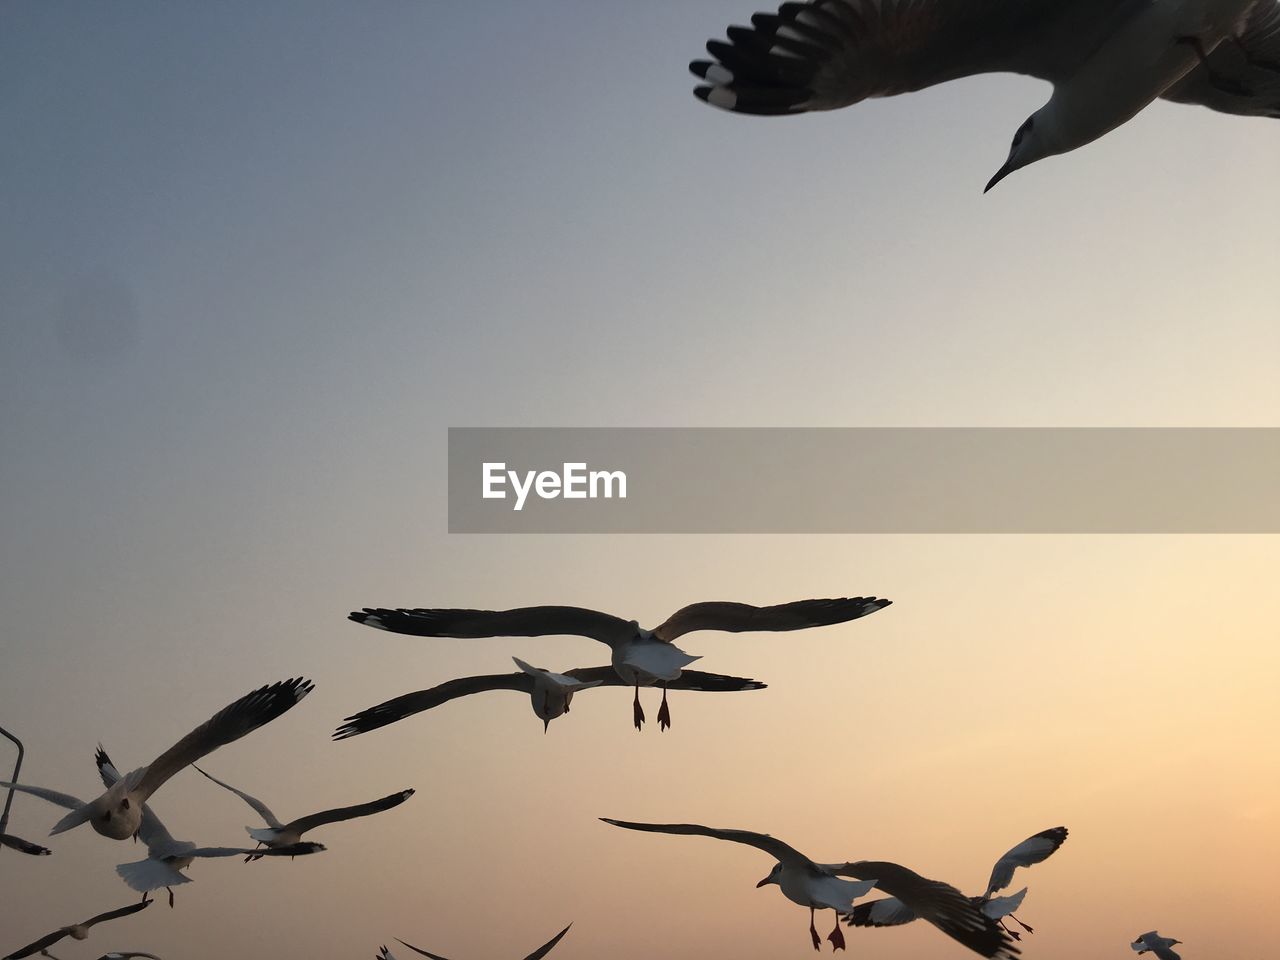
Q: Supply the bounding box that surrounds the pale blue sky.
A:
[1,3,1278,959]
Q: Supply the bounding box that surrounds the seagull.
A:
[847,826,1068,941]
[600,819,1018,957]
[94,954,164,960]
[1132,931,1184,960]
[191,763,413,858]
[689,0,1280,190]
[391,923,573,960]
[334,657,767,737]
[3,899,151,960]
[350,597,888,730]
[91,746,324,905]
[0,678,313,841]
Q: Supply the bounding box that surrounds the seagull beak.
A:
[543,718,551,734]
[985,160,1015,194]
[756,877,771,888]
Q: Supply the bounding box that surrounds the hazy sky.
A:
[1,2,1278,958]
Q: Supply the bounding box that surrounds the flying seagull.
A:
[4,899,150,960]
[689,0,1280,189]
[1132,931,1184,960]
[848,826,1068,940]
[601,818,1018,957]
[334,657,767,738]
[391,922,573,960]
[93,954,164,960]
[0,678,313,841]
[191,763,413,858]
[92,746,324,904]
[350,597,888,729]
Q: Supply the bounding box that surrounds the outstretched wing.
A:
[0,781,86,811]
[1162,3,1280,117]
[840,861,1019,959]
[688,0,1119,116]
[662,669,768,692]
[845,896,918,927]
[185,841,325,858]
[0,833,51,856]
[334,673,535,740]
[191,765,282,828]
[393,940,451,960]
[284,789,414,835]
[4,928,73,959]
[984,826,1068,897]
[522,923,572,960]
[600,818,809,865]
[82,898,152,930]
[350,606,634,644]
[652,597,890,642]
[137,678,314,800]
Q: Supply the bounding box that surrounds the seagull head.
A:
[986,114,1054,193]
[92,797,143,840]
[756,862,783,888]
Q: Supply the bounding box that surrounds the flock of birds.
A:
[7,0,1258,953]
[2,593,1184,959]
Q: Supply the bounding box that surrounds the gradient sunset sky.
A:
[2,2,1278,959]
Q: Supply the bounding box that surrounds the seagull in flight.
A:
[601,818,1018,957]
[3,899,151,960]
[92,746,325,905]
[350,596,888,730]
[1132,931,1184,960]
[690,0,1280,189]
[0,678,312,841]
[847,826,1068,941]
[385,922,573,960]
[191,763,413,858]
[93,954,164,960]
[334,656,767,737]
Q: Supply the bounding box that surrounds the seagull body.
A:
[91,747,324,904]
[848,826,1067,941]
[3,900,150,960]
[1,678,313,841]
[601,819,1018,957]
[350,596,888,729]
[190,763,413,853]
[690,0,1280,188]
[334,657,767,738]
[391,922,573,960]
[1132,931,1183,960]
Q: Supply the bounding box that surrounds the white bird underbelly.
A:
[1052,0,1260,148]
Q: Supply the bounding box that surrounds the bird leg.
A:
[1177,35,1253,95]
[656,686,671,732]
[809,907,821,951]
[632,686,645,731]
[244,840,265,863]
[166,886,175,908]
[1008,912,1035,934]
[826,911,846,951]
[997,919,1021,941]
